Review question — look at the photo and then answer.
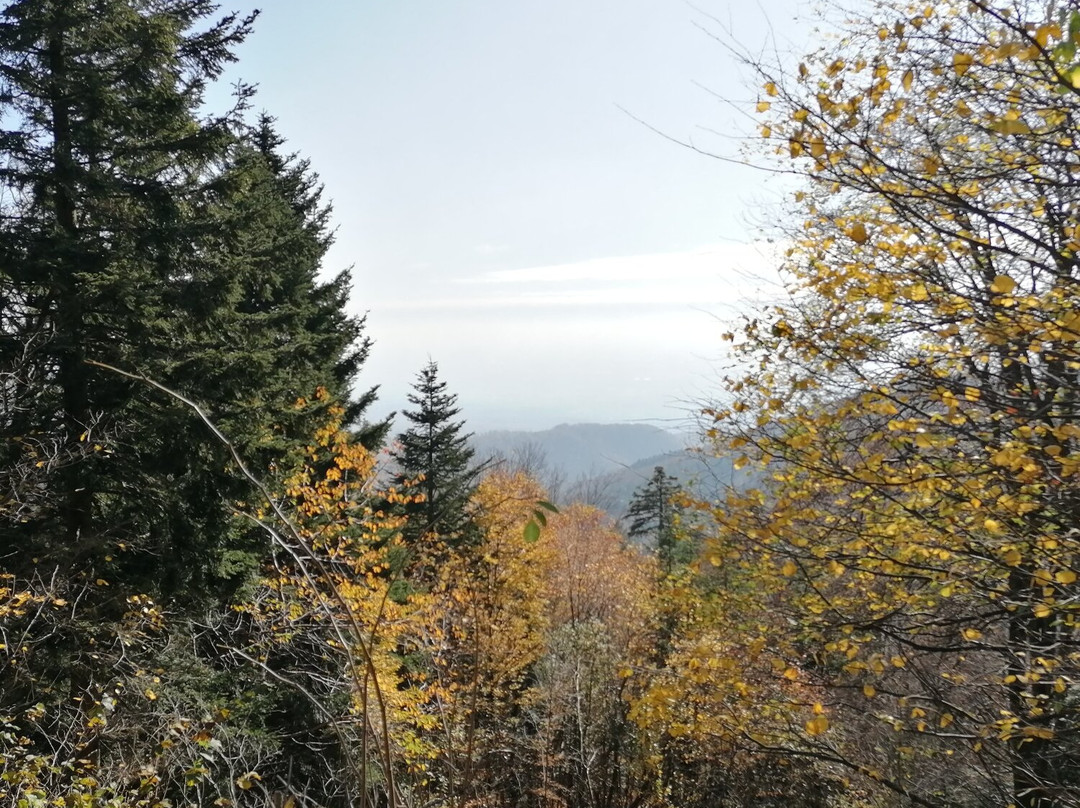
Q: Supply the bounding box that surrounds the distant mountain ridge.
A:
[470,423,751,525]
[471,422,685,480]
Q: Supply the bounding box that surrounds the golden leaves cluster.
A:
[706,0,1080,800]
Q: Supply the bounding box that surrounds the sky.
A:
[214,0,821,431]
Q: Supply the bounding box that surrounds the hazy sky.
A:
[216,0,820,431]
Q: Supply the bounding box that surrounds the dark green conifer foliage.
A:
[186,118,391,804]
[239,115,388,448]
[0,4,388,804]
[0,2,382,606]
[145,115,389,600]
[183,114,386,468]
[393,360,477,547]
[625,466,691,573]
[0,0,258,603]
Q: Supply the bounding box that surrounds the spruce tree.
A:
[0,5,385,606]
[0,0,258,601]
[625,466,691,573]
[0,4,387,803]
[393,360,477,548]
[218,115,389,450]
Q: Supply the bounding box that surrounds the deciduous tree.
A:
[700,1,1080,805]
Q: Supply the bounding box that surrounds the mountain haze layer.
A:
[470,422,685,480]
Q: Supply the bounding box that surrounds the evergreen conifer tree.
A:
[0,0,257,602]
[625,466,691,573]
[235,114,388,448]
[182,114,387,467]
[393,360,477,548]
[0,4,392,804]
[0,4,384,606]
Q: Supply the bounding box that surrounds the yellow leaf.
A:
[781,560,798,577]
[1033,603,1052,618]
[907,283,929,302]
[990,118,1032,135]
[940,712,954,728]
[1059,311,1080,340]
[805,715,830,736]
[1003,548,1022,566]
[863,684,876,698]
[848,222,869,244]
[757,100,771,113]
[953,52,973,76]
[962,627,982,641]
[1054,569,1077,585]
[891,655,906,668]
[764,81,778,97]
[1022,726,1055,740]
[990,274,1017,294]
[783,667,799,681]
[902,68,913,91]
[1034,23,1060,48]
[236,772,261,791]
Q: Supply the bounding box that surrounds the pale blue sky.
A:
[216,0,818,430]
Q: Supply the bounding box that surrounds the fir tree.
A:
[242,114,389,448]
[0,4,387,803]
[625,466,691,573]
[180,114,387,469]
[0,0,258,602]
[0,5,385,605]
[393,360,477,548]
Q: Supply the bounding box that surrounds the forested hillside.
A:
[2,2,1079,808]
[471,423,685,480]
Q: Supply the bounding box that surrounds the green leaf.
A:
[533,509,547,527]
[523,520,541,543]
[1053,41,1076,63]
[536,500,559,513]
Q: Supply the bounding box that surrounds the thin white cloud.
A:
[473,243,509,255]
[377,241,787,312]
[462,241,782,285]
